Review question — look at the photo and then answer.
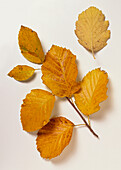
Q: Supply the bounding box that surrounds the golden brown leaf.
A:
[74,68,108,116]
[36,117,74,159]
[18,25,45,64]
[21,89,55,132]
[75,6,110,59]
[8,65,35,81]
[41,45,80,98]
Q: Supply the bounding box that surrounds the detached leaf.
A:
[41,45,80,98]
[8,65,35,81]
[21,89,55,132]
[74,68,108,116]
[18,25,45,64]
[36,117,74,159]
[75,6,110,59]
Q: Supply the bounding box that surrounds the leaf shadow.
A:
[90,78,113,121]
[28,130,38,137]
[40,40,47,55]
[51,128,78,164]
[51,97,66,118]
[75,59,83,82]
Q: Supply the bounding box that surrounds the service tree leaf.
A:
[75,6,111,59]
[18,25,45,64]
[21,89,55,132]
[8,65,35,81]
[74,68,108,116]
[36,117,74,159]
[41,45,80,98]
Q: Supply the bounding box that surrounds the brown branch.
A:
[66,97,99,139]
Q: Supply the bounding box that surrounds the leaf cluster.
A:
[8,6,110,159]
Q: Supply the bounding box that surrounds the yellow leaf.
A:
[21,89,55,132]
[8,65,35,81]
[41,45,80,98]
[18,25,45,64]
[75,6,111,59]
[74,68,108,116]
[36,117,74,159]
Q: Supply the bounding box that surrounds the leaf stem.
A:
[92,48,96,59]
[35,68,41,70]
[74,123,86,127]
[66,97,99,139]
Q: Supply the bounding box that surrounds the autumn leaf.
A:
[41,45,80,98]
[18,25,45,64]
[75,6,110,59]
[21,89,55,132]
[8,65,35,81]
[74,68,108,116]
[36,117,74,159]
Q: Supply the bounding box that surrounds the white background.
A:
[0,0,121,170]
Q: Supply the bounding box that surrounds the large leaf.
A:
[36,117,74,159]
[18,25,45,64]
[74,68,108,116]
[8,65,35,81]
[41,45,80,98]
[75,6,110,59]
[21,89,55,132]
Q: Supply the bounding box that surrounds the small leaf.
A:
[41,45,80,98]
[75,6,111,59]
[18,25,45,64]
[21,89,55,132]
[8,65,35,81]
[36,117,74,159]
[74,68,108,116]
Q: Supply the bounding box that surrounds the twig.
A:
[66,97,99,139]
